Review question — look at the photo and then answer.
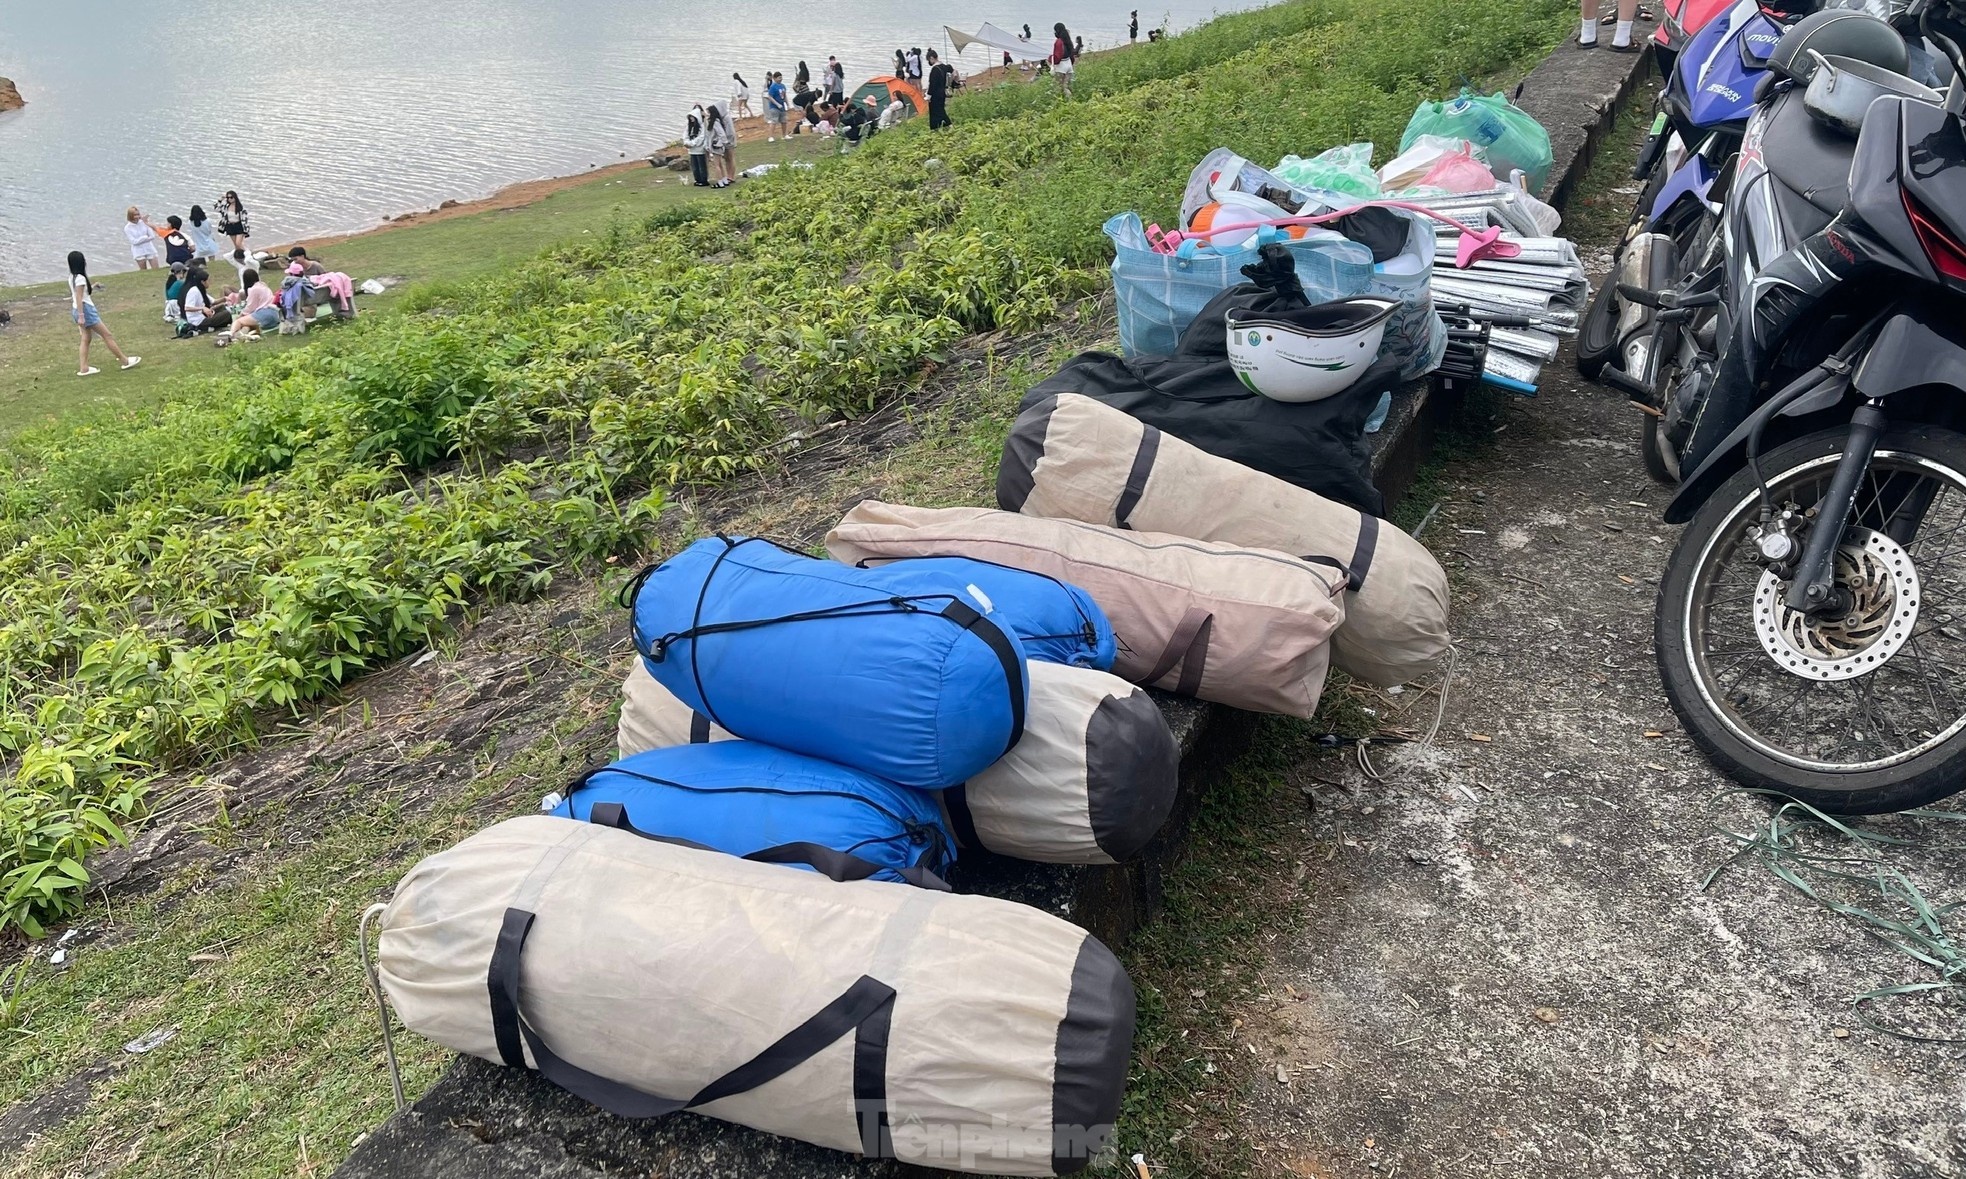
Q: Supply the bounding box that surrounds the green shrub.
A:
[0,0,1569,935]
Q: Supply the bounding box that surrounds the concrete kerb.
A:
[331,33,1659,1179]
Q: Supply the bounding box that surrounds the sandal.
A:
[78,366,100,377]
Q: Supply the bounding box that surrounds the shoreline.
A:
[286,57,1054,252]
[2,56,1071,285]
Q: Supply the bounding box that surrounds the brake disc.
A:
[1754,528,1920,682]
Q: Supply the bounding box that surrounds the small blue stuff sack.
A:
[628,536,1030,789]
[838,554,1117,670]
[552,743,953,887]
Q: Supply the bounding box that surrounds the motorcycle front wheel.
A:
[1657,425,1966,813]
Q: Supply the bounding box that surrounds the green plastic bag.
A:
[1399,89,1553,193]
[1272,143,1382,199]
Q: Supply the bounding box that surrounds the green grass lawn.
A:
[0,135,827,440]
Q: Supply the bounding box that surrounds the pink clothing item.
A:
[242,282,275,316]
[310,271,355,310]
[286,262,305,275]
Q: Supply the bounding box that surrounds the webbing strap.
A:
[687,711,713,743]
[583,802,951,891]
[939,600,1027,755]
[940,783,984,852]
[1348,513,1381,593]
[1141,607,1214,697]
[488,908,895,1130]
[1114,425,1161,528]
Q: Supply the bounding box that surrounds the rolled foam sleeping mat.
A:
[378,816,1135,1175]
[618,658,1178,865]
[628,536,1030,789]
[551,742,954,887]
[996,393,1450,687]
[825,501,1346,718]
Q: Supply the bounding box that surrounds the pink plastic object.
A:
[1416,147,1496,194]
[1151,199,1523,267]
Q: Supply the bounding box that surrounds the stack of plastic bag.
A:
[1108,147,1444,377]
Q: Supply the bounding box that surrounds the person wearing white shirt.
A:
[123,207,161,269]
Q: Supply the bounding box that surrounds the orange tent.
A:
[850,75,928,117]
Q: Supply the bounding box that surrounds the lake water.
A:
[0,1,1256,285]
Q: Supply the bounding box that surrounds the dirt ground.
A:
[1229,287,1966,1174]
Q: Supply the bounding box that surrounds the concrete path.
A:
[1237,334,1966,1176]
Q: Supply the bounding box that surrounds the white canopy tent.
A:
[944,23,1051,62]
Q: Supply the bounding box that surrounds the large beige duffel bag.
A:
[378,816,1134,1175]
[997,393,1450,687]
[826,502,1345,718]
[619,658,1178,865]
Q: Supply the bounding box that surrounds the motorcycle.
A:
[1644,0,1966,812]
[1577,0,1807,424]
[1655,0,1744,72]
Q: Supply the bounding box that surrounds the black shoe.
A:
[1608,40,1640,52]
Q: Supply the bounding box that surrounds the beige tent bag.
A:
[825,502,1344,718]
[997,393,1450,687]
[620,658,1178,865]
[378,816,1134,1175]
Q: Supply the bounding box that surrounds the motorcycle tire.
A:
[1641,412,1676,485]
[1657,425,1966,814]
[1576,165,1670,381]
[1575,277,1621,380]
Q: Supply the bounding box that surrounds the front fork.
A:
[1782,401,1888,615]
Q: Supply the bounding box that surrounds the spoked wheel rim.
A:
[1685,450,1966,774]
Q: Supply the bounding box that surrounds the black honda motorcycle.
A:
[1640,0,1966,812]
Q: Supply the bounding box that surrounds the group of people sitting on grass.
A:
[66,235,358,376]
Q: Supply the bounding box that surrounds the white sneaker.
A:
[78,366,100,377]
[121,356,141,369]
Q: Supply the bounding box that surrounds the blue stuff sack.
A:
[835,554,1116,670]
[552,742,953,887]
[629,536,1029,789]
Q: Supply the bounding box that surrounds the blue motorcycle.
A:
[1577,0,1812,462]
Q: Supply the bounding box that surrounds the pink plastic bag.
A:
[1416,146,1496,194]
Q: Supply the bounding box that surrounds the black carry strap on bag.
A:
[1139,606,1214,697]
[582,800,951,891]
[488,907,898,1155]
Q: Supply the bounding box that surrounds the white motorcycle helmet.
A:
[1226,298,1398,402]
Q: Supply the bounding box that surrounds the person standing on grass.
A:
[1051,23,1077,97]
[706,101,737,187]
[1579,0,1640,50]
[764,71,788,141]
[124,207,161,270]
[1130,10,1138,42]
[218,190,250,251]
[155,214,193,270]
[926,49,958,131]
[685,106,710,186]
[731,73,754,117]
[67,251,139,376]
[186,205,222,261]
